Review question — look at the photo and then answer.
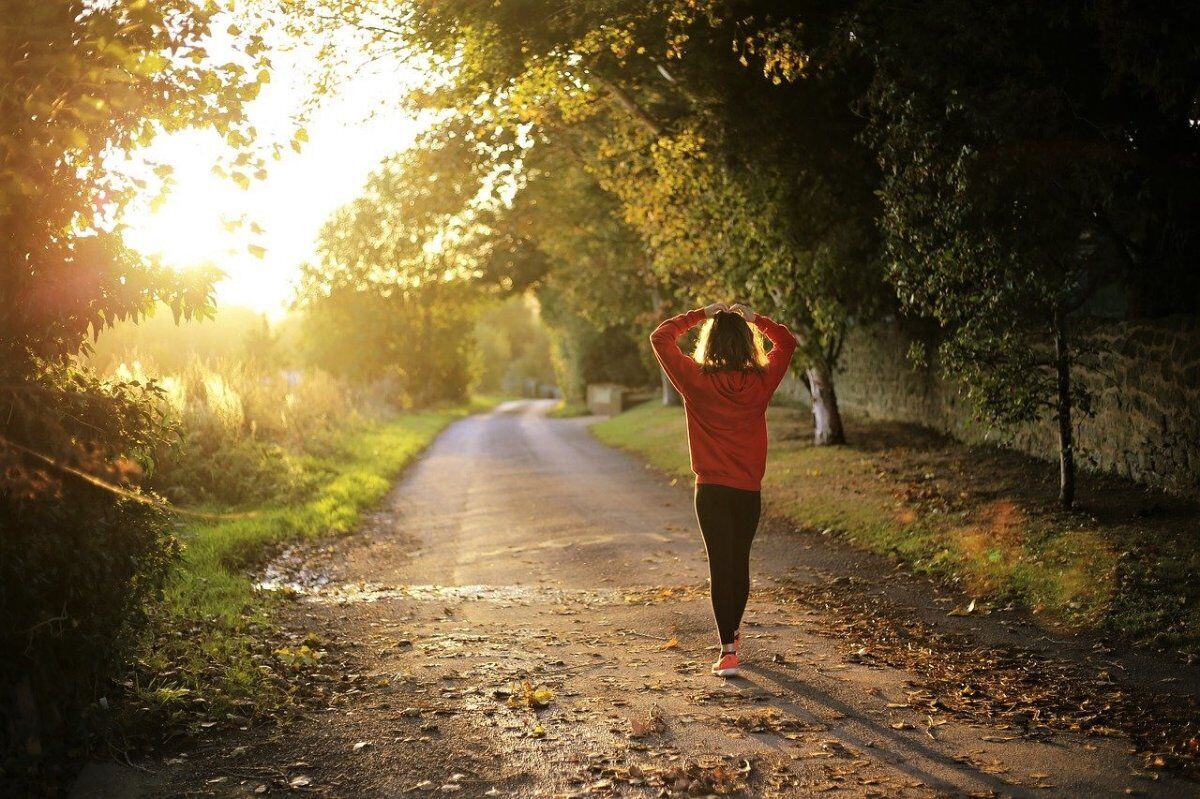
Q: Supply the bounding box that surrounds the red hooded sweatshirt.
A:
[650,309,798,492]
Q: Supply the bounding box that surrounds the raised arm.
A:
[752,314,798,395]
[649,307,709,396]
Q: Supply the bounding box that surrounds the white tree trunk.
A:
[661,371,682,406]
[806,364,845,446]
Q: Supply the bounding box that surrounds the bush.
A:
[0,349,395,789]
[0,489,176,790]
[0,359,181,791]
[546,318,654,404]
[115,359,360,507]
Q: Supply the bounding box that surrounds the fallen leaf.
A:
[506,680,554,709]
[948,599,977,616]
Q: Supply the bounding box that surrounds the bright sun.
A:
[122,131,240,270]
[120,42,427,319]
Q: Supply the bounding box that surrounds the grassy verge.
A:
[593,402,1200,653]
[124,400,496,735]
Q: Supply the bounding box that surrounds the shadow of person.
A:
[736,659,1050,799]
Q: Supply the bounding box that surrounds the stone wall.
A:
[779,315,1200,498]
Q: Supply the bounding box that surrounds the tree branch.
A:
[588,73,665,137]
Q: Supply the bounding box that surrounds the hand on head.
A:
[728,303,756,322]
[703,302,729,318]
[703,302,756,321]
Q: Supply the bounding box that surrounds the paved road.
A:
[124,400,1195,798]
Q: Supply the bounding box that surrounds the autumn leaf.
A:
[505,680,553,709]
[947,599,976,616]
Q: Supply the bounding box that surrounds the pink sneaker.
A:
[712,651,740,677]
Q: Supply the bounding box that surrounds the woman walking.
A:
[650,302,797,677]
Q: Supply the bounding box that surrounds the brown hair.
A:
[693,311,768,373]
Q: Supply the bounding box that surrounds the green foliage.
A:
[540,284,656,403]
[298,287,477,406]
[149,365,314,507]
[514,147,657,328]
[473,295,556,396]
[0,361,176,783]
[392,1,885,367]
[95,351,380,508]
[2,0,270,367]
[288,0,1199,450]
[286,0,888,439]
[296,140,543,405]
[507,148,660,401]
[864,2,1094,426]
[857,0,1200,501]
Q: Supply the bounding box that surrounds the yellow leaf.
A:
[659,637,679,650]
[505,680,554,709]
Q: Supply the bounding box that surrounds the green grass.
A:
[127,401,495,730]
[593,402,1200,650]
[166,408,472,624]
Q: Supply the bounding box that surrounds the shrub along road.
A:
[89,400,1198,798]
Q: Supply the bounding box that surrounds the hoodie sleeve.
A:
[650,308,706,398]
[753,314,798,396]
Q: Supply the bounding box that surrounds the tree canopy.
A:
[2,0,273,475]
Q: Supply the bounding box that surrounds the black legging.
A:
[694,483,762,645]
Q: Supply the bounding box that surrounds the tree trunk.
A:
[1054,310,1075,509]
[806,363,845,445]
[661,371,682,406]
[649,283,681,406]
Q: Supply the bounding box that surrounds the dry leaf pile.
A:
[572,752,753,797]
[622,585,708,605]
[725,708,824,740]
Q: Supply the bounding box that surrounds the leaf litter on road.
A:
[772,578,1200,775]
